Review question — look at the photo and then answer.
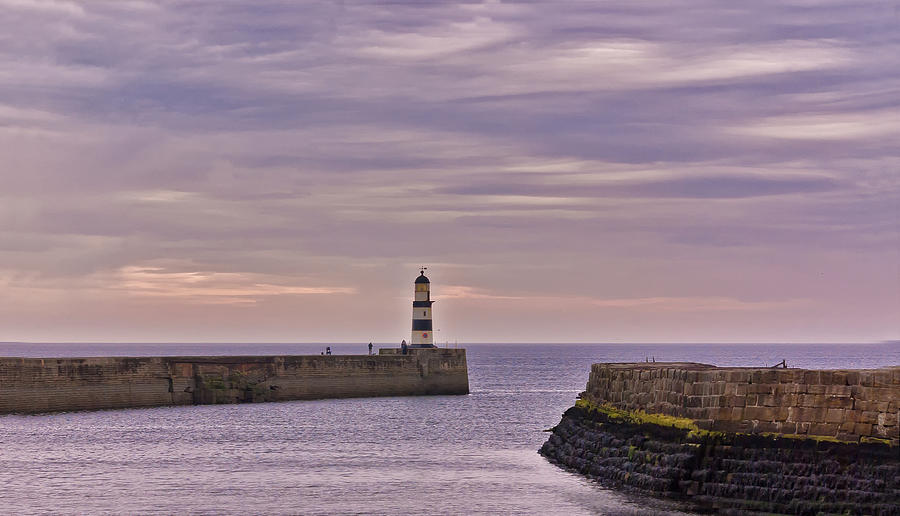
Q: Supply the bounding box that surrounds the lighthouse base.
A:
[378,347,469,394]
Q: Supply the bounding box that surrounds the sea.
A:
[0,342,897,515]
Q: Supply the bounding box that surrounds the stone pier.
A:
[540,363,899,514]
[0,348,469,414]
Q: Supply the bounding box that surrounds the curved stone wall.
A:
[541,362,900,513]
[584,363,899,444]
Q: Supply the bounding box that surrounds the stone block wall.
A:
[584,362,899,444]
[0,357,186,414]
[0,349,468,414]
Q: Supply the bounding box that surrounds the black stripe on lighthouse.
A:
[412,319,433,331]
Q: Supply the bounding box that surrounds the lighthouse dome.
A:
[415,272,430,284]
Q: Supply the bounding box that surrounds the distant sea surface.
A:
[1,342,897,515]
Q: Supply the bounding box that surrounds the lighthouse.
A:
[410,268,436,348]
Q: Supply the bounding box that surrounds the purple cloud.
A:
[0,0,897,343]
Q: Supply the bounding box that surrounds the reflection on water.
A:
[0,342,896,515]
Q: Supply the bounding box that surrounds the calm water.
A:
[1,342,897,515]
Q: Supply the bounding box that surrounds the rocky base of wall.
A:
[540,404,900,515]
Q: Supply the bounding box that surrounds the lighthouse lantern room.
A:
[410,268,436,348]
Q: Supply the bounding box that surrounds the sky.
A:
[0,0,898,344]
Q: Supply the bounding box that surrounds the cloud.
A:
[353,16,516,60]
[0,0,85,16]
[436,285,810,312]
[732,110,900,140]
[0,0,897,341]
[438,174,841,199]
[112,266,356,305]
[589,296,809,312]
[440,285,526,301]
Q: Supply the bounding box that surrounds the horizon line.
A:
[2,341,896,346]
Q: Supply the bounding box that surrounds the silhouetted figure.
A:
[368,342,373,355]
[401,340,408,355]
[326,346,331,355]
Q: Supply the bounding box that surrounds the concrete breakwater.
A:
[0,348,468,414]
[540,363,899,514]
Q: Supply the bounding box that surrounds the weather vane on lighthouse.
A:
[410,267,436,348]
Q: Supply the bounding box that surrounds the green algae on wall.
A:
[574,398,723,439]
